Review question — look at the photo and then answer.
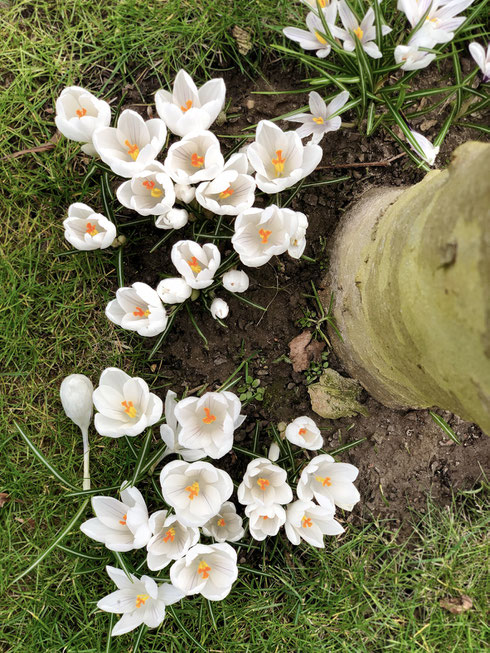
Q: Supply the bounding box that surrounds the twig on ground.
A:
[317,152,406,169]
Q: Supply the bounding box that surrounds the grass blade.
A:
[429,411,461,444]
[131,428,153,485]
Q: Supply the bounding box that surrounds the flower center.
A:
[353,26,363,40]
[185,481,200,500]
[76,108,87,118]
[187,256,202,273]
[258,228,272,244]
[197,560,211,579]
[302,516,313,528]
[262,516,269,520]
[163,527,175,543]
[202,407,217,424]
[315,475,332,487]
[181,99,193,112]
[133,306,151,318]
[121,401,137,418]
[143,180,163,198]
[124,140,140,161]
[136,594,149,608]
[299,427,307,436]
[86,222,98,236]
[191,152,205,168]
[272,149,286,176]
[217,518,226,527]
[257,477,270,491]
[315,30,327,45]
[119,513,127,526]
[219,186,234,199]
[313,116,324,125]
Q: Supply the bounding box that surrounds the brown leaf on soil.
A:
[289,330,313,372]
[439,595,473,614]
[15,516,36,531]
[232,25,252,55]
[0,492,10,507]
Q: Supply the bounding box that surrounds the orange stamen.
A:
[121,400,137,418]
[143,180,163,198]
[219,186,234,200]
[197,560,211,579]
[257,478,270,491]
[76,108,87,118]
[262,516,269,520]
[315,475,332,487]
[217,518,226,527]
[258,228,272,244]
[185,481,200,500]
[191,152,204,168]
[163,527,175,543]
[187,256,202,273]
[124,139,140,161]
[135,594,149,608]
[133,306,150,318]
[202,407,216,424]
[299,427,307,436]
[302,516,313,528]
[181,99,193,112]
[272,149,286,176]
[86,222,98,236]
[119,513,127,526]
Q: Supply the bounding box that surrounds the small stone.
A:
[246,99,255,110]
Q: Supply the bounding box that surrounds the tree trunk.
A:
[327,141,490,434]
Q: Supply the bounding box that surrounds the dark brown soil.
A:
[114,59,489,532]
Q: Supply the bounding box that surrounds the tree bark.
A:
[327,141,490,434]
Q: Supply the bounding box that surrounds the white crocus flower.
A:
[283,6,338,59]
[171,240,221,289]
[164,130,224,185]
[288,211,309,259]
[232,205,306,267]
[202,501,245,543]
[55,86,111,155]
[222,269,250,293]
[394,43,436,71]
[160,460,234,527]
[175,183,196,203]
[106,282,168,337]
[297,454,360,511]
[170,542,238,601]
[247,120,322,193]
[289,91,349,144]
[159,390,206,462]
[398,0,474,45]
[336,2,391,58]
[245,503,286,541]
[155,70,226,137]
[146,510,199,571]
[98,566,184,636]
[285,416,323,450]
[195,153,256,216]
[237,458,293,506]
[116,163,175,217]
[64,203,116,251]
[155,207,189,231]
[60,374,93,490]
[156,277,193,305]
[93,367,163,438]
[92,109,166,178]
[174,391,245,460]
[80,483,152,551]
[210,297,229,320]
[409,130,440,166]
[469,41,490,81]
[285,500,344,547]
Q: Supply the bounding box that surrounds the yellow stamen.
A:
[217,518,226,527]
[135,594,149,608]
[315,475,332,487]
[142,180,163,198]
[315,30,327,45]
[86,222,98,236]
[258,228,272,244]
[202,407,217,424]
[219,186,234,199]
[121,400,137,418]
[133,306,150,318]
[186,481,200,500]
[119,513,127,526]
[163,527,175,543]
[353,26,363,40]
[76,108,87,118]
[313,116,324,125]
[257,478,270,491]
[302,516,313,528]
[124,139,140,161]
[187,256,202,273]
[272,149,286,176]
[191,152,205,168]
[181,99,193,112]
[197,560,211,579]
[319,0,327,6]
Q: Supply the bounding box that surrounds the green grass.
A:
[1,1,488,651]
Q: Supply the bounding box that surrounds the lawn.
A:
[1,1,488,651]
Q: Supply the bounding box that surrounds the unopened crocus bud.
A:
[210,298,229,320]
[268,441,280,462]
[174,184,196,203]
[155,208,189,230]
[222,269,249,293]
[60,374,94,432]
[157,277,193,304]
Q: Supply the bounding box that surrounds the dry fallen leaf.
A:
[289,330,313,372]
[15,516,36,531]
[0,492,10,508]
[232,25,252,55]
[439,595,473,614]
